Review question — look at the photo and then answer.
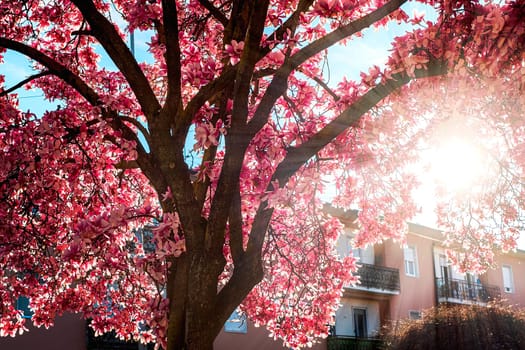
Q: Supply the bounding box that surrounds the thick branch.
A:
[230,0,270,127]
[0,38,100,106]
[179,65,237,138]
[295,0,408,66]
[243,62,447,281]
[0,70,51,97]
[205,0,270,253]
[0,37,149,165]
[114,160,139,169]
[180,0,312,139]
[247,0,408,134]
[198,0,228,26]
[166,256,189,350]
[209,0,408,309]
[273,62,448,187]
[229,188,244,264]
[70,0,161,118]
[215,249,265,329]
[161,0,183,115]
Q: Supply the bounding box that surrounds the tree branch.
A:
[299,68,340,101]
[212,0,407,303]
[183,0,314,123]
[245,61,447,269]
[0,70,52,97]
[161,0,183,115]
[0,38,100,106]
[262,0,316,57]
[114,160,139,169]
[230,0,270,127]
[198,0,228,26]
[293,0,408,67]
[178,0,315,147]
[205,0,270,254]
[70,0,161,119]
[228,187,244,264]
[179,65,237,139]
[215,248,264,331]
[119,115,152,146]
[247,0,408,135]
[0,37,149,165]
[193,92,228,210]
[273,61,448,188]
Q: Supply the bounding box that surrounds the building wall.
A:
[483,251,525,306]
[384,233,436,321]
[0,313,86,350]
[334,297,381,337]
[4,220,525,350]
[214,321,325,350]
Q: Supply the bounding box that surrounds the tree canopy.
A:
[1,0,524,349]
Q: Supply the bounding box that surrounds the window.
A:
[353,308,368,338]
[409,310,422,320]
[135,227,156,254]
[224,309,247,334]
[502,265,514,293]
[16,296,33,319]
[439,254,451,281]
[404,246,418,277]
[352,245,375,264]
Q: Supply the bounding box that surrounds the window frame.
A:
[502,265,514,293]
[408,310,422,320]
[403,245,419,277]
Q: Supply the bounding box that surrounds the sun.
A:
[411,114,506,225]
[427,137,487,193]
[416,111,502,198]
[412,132,491,225]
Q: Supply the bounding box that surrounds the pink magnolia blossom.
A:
[1,0,525,349]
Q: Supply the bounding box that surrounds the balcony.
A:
[347,263,400,295]
[327,336,383,350]
[86,321,154,350]
[436,277,501,305]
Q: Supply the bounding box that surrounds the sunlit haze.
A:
[428,137,487,193]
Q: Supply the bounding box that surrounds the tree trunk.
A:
[165,249,232,350]
[184,319,217,350]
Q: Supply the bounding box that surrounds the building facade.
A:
[2,215,525,350]
[328,217,525,350]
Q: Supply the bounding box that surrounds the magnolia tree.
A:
[1,0,524,349]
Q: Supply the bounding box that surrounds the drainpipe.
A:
[431,242,439,307]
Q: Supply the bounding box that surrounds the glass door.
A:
[353,308,368,338]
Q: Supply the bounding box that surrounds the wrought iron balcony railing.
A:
[86,321,154,350]
[436,277,501,304]
[327,336,383,350]
[348,263,400,294]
